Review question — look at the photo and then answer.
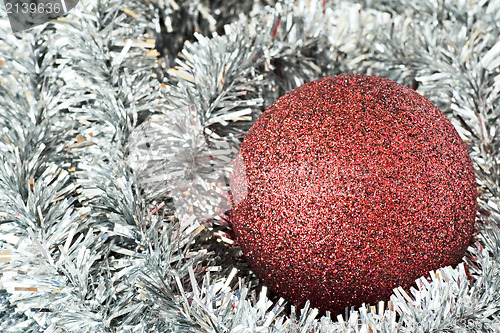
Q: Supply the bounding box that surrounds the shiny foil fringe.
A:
[0,0,499,332]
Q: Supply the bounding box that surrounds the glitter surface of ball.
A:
[230,74,477,314]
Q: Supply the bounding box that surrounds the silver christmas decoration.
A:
[0,0,499,332]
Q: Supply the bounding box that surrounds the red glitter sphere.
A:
[230,74,477,314]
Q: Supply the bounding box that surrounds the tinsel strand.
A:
[0,0,499,332]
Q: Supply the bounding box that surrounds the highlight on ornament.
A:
[229,74,477,315]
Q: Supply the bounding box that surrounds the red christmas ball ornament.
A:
[230,74,477,314]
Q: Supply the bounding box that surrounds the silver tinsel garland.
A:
[0,0,499,332]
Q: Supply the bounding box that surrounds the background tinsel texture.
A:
[231,74,477,314]
[0,0,499,332]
